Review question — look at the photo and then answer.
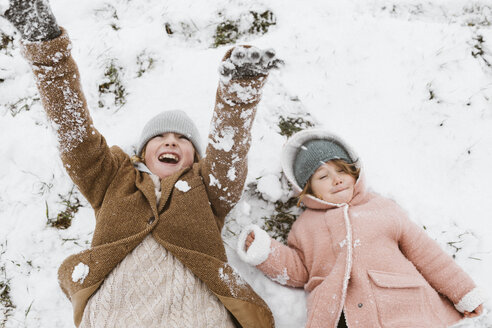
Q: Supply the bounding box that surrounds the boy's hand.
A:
[219,45,283,80]
[245,231,255,251]
[464,304,483,318]
[2,0,61,41]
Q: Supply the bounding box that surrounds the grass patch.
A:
[0,33,14,53]
[214,19,240,47]
[163,20,200,41]
[249,10,276,34]
[0,245,15,326]
[98,60,127,109]
[464,4,491,27]
[262,197,301,243]
[136,51,155,77]
[471,34,491,67]
[213,10,277,47]
[278,115,315,137]
[6,97,40,117]
[46,186,82,229]
[94,4,121,31]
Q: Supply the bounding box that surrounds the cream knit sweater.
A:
[80,175,236,328]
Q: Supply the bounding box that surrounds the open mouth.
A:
[158,153,180,164]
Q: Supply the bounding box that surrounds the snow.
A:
[226,166,236,181]
[353,239,361,248]
[174,180,191,192]
[227,82,260,103]
[209,126,235,152]
[1,0,491,327]
[339,239,347,248]
[71,263,89,284]
[218,265,246,298]
[0,0,9,13]
[271,268,290,286]
[256,174,283,202]
[208,173,221,189]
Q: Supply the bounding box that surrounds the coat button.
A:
[148,216,155,224]
[358,303,363,308]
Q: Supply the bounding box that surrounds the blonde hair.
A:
[131,148,146,164]
[297,159,360,206]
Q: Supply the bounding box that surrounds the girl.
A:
[3,0,278,327]
[237,129,485,328]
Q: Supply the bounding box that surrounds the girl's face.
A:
[144,132,195,179]
[310,161,356,204]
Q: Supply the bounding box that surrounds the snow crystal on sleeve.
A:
[209,174,222,189]
[271,268,290,285]
[209,127,235,152]
[175,180,191,192]
[49,85,88,153]
[72,262,89,284]
[227,167,236,181]
[218,264,246,297]
[227,82,260,103]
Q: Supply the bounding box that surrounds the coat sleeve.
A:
[237,224,309,288]
[397,209,481,310]
[21,28,122,211]
[199,48,268,227]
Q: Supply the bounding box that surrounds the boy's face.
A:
[310,161,356,204]
[144,132,195,179]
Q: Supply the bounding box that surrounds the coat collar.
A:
[134,162,190,214]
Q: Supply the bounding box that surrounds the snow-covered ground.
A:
[1,0,491,327]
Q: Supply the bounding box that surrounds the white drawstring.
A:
[335,203,352,328]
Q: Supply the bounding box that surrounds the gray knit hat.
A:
[137,110,202,156]
[294,139,352,188]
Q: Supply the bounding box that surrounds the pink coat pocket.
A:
[368,270,439,328]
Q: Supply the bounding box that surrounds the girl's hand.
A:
[2,0,61,41]
[464,304,483,318]
[244,231,255,251]
[219,46,283,80]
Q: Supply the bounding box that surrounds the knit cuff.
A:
[454,288,486,313]
[21,27,71,65]
[237,225,271,266]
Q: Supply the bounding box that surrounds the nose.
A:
[333,174,343,185]
[162,133,178,147]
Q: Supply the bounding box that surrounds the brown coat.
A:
[22,28,274,328]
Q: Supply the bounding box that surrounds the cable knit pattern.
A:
[80,175,235,327]
[80,235,236,328]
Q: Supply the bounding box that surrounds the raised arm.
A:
[3,1,122,210]
[201,46,281,224]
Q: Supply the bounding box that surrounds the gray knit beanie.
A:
[294,139,352,189]
[137,110,202,156]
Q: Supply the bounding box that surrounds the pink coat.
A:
[237,129,483,328]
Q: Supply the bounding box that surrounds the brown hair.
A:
[297,159,360,206]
